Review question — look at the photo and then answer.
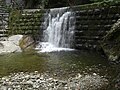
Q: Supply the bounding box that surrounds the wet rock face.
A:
[19,35,35,52]
[101,19,120,62]
[0,72,108,90]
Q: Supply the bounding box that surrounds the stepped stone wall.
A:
[9,9,44,41]
[0,0,9,40]
[7,1,120,51]
[72,2,120,50]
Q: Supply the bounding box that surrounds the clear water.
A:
[0,51,119,82]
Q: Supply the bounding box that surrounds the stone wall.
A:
[9,9,44,41]
[72,2,120,50]
[7,1,120,50]
[0,0,9,40]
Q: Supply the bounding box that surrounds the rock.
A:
[0,21,2,25]
[0,41,21,54]
[0,43,4,49]
[0,37,8,41]
[109,55,118,61]
[8,35,23,46]
[93,73,97,76]
[0,72,108,90]
[101,19,120,61]
[108,73,120,90]
[0,35,23,54]
[19,35,35,52]
[0,35,36,54]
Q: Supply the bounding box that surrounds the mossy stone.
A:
[101,19,120,61]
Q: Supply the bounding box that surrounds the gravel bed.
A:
[0,71,108,90]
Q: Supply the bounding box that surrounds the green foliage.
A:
[9,9,43,37]
[74,0,120,11]
[23,0,48,8]
[9,9,22,35]
[46,0,92,8]
[22,0,93,8]
[22,0,120,8]
[90,0,104,2]
[101,19,120,61]
[90,0,120,3]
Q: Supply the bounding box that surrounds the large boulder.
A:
[19,35,35,52]
[0,35,23,54]
[8,35,23,46]
[0,35,36,54]
[101,19,120,61]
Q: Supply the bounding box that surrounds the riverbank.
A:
[0,51,119,89]
[0,71,108,90]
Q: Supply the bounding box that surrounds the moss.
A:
[19,35,35,52]
[8,9,22,35]
[72,0,120,10]
[8,9,43,36]
[101,19,120,61]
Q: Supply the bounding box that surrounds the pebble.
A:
[93,73,97,76]
[0,71,108,90]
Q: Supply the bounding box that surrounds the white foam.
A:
[36,42,74,53]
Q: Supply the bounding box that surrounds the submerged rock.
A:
[0,72,108,90]
[101,19,120,62]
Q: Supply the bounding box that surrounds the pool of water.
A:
[0,50,119,81]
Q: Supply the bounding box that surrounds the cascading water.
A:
[36,7,75,52]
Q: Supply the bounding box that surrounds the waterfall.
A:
[36,7,75,52]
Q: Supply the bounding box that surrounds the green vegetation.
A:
[8,9,43,37]
[102,19,120,61]
[23,0,48,8]
[9,9,22,35]
[20,0,120,9]
[4,0,120,9]
[73,0,120,10]
[46,0,92,8]
[90,0,120,3]
[19,35,35,52]
[10,0,93,9]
